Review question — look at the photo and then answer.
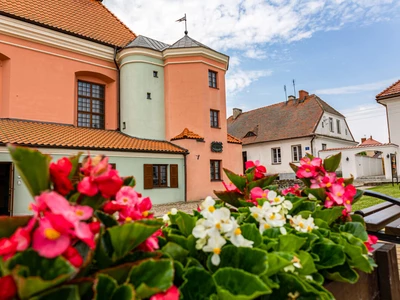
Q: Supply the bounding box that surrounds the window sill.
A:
[210,126,221,129]
[291,161,300,164]
[209,86,219,90]
[211,179,223,182]
[271,163,282,165]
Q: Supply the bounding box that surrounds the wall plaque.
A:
[211,141,223,153]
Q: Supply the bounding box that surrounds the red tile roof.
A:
[0,0,136,47]
[320,143,397,152]
[0,119,186,153]
[376,80,400,100]
[171,128,204,141]
[227,95,351,145]
[360,136,381,146]
[227,133,242,144]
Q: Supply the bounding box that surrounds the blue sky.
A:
[105,0,400,143]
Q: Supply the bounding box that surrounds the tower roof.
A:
[169,35,211,50]
[125,35,170,51]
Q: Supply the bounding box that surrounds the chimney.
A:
[361,137,366,144]
[233,108,242,120]
[299,90,309,100]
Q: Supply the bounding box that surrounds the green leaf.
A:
[111,284,135,300]
[297,250,317,275]
[31,285,80,300]
[350,214,365,226]
[323,153,342,172]
[180,267,217,300]
[343,175,354,186]
[79,194,107,211]
[339,232,373,273]
[214,191,241,207]
[224,168,247,192]
[6,250,76,299]
[279,235,307,252]
[312,206,344,225]
[108,219,162,260]
[0,216,31,238]
[289,163,299,173]
[240,223,262,247]
[292,201,317,215]
[312,243,345,269]
[265,252,292,276]
[213,268,271,299]
[67,152,82,181]
[94,274,118,300]
[248,174,278,191]
[304,188,326,201]
[352,189,364,204]
[95,210,118,228]
[208,245,268,275]
[99,263,136,285]
[8,145,51,197]
[175,211,196,237]
[123,176,136,188]
[128,259,174,299]
[323,262,359,283]
[162,242,189,263]
[340,222,368,242]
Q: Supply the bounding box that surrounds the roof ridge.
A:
[314,96,344,117]
[376,79,400,98]
[97,1,136,44]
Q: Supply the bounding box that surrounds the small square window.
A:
[147,93,151,99]
[153,71,158,78]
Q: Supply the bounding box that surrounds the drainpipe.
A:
[310,134,316,156]
[113,47,121,130]
[184,152,188,202]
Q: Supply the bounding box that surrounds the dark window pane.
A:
[77,81,105,129]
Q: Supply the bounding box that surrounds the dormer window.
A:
[244,131,256,138]
[77,81,105,129]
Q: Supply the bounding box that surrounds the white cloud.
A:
[244,48,267,59]
[226,69,273,95]
[103,0,400,52]
[315,78,398,95]
[341,104,388,143]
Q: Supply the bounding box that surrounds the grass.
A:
[352,184,400,211]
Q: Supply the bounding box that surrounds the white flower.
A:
[203,234,226,266]
[162,213,170,224]
[170,208,178,215]
[288,215,318,233]
[284,256,302,272]
[281,200,293,214]
[268,190,285,206]
[208,207,233,234]
[305,275,313,281]
[199,196,216,218]
[225,218,253,248]
[249,205,264,222]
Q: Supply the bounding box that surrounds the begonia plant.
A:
[0,147,377,300]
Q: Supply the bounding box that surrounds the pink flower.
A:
[138,229,161,252]
[364,235,378,252]
[342,185,357,212]
[310,172,336,188]
[0,238,17,261]
[0,275,17,300]
[250,187,269,201]
[63,246,83,268]
[296,165,318,178]
[103,201,125,215]
[300,157,322,168]
[32,217,71,258]
[282,184,302,196]
[325,183,345,208]
[115,186,139,206]
[50,157,73,196]
[78,156,123,199]
[245,160,266,179]
[222,181,240,193]
[150,286,179,300]
[89,221,101,235]
[118,197,153,223]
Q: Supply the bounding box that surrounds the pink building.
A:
[0,0,242,215]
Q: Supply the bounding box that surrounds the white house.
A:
[227,90,357,178]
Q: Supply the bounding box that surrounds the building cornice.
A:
[0,15,115,62]
[117,47,163,61]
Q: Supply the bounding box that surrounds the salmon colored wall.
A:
[0,34,118,129]
[165,55,242,201]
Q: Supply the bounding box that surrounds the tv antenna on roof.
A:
[293,79,296,98]
[284,85,287,105]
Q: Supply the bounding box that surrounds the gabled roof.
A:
[0,0,136,47]
[376,80,400,100]
[227,95,351,145]
[169,35,211,49]
[125,35,170,51]
[0,119,186,154]
[171,128,204,141]
[227,134,242,144]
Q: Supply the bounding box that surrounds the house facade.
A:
[228,90,357,178]
[0,0,242,215]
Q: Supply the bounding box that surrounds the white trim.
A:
[164,60,226,71]
[163,47,229,69]
[120,59,164,69]
[0,146,184,159]
[0,15,115,62]
[117,48,163,61]
[0,40,117,71]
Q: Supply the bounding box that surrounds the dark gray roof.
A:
[169,35,211,49]
[125,35,170,51]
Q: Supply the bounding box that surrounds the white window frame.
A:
[336,119,341,134]
[291,145,302,162]
[329,118,334,132]
[272,148,281,164]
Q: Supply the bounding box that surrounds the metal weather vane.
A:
[176,13,188,35]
